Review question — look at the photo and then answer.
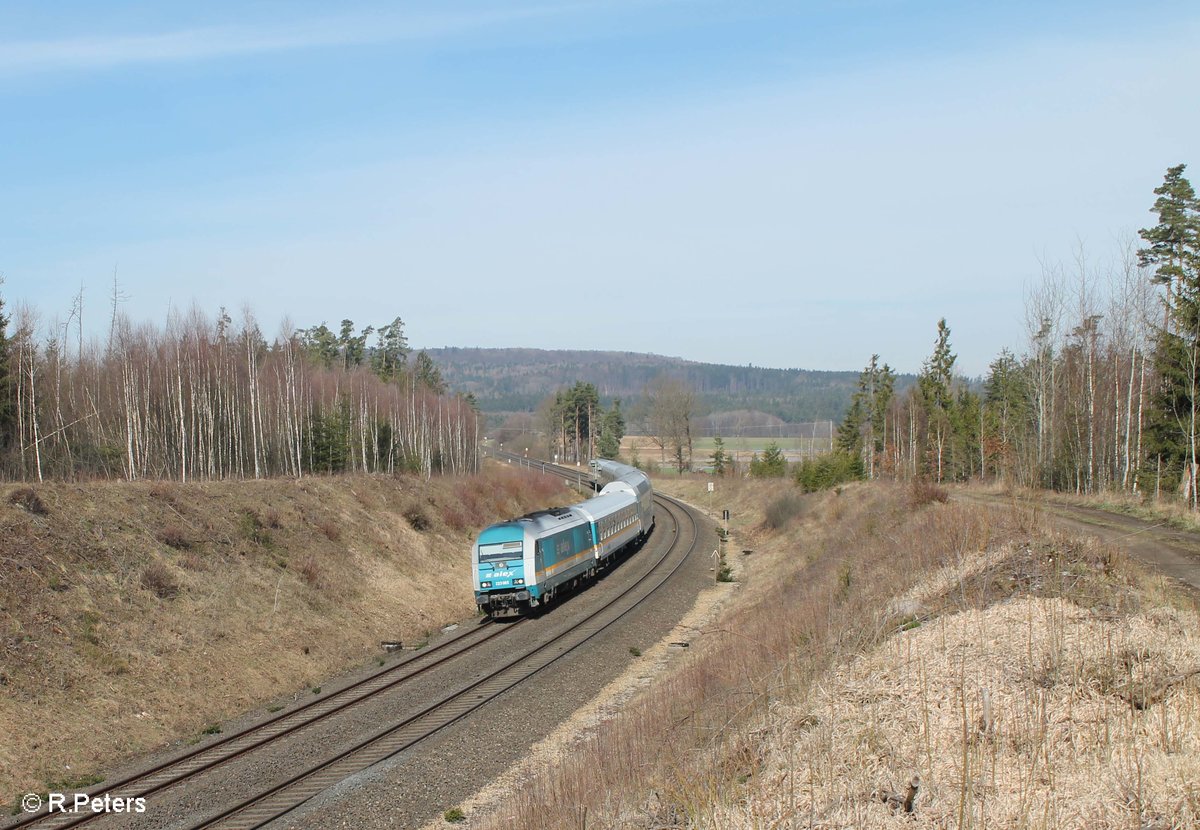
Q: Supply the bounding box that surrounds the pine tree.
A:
[1140,165,1200,504]
[750,441,787,477]
[983,349,1030,480]
[338,319,372,369]
[1140,164,1200,330]
[371,318,409,382]
[837,355,895,477]
[597,398,625,459]
[301,322,340,369]
[835,392,866,455]
[709,435,730,476]
[951,386,982,480]
[919,319,957,482]
[414,351,446,394]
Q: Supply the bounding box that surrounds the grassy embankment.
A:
[0,466,573,801]
[473,477,1200,829]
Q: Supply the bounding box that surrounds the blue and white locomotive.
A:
[472,460,654,616]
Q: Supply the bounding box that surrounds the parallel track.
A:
[9,619,518,830]
[188,485,697,829]
[10,455,701,830]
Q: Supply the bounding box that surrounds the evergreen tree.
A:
[709,435,730,476]
[918,318,957,482]
[795,451,863,492]
[836,355,895,478]
[414,350,446,394]
[983,348,1030,479]
[871,361,896,455]
[951,386,982,480]
[597,398,625,459]
[372,317,409,382]
[1140,164,1200,328]
[306,398,351,473]
[835,391,866,455]
[338,319,372,369]
[750,441,787,477]
[1140,165,1200,504]
[301,322,339,369]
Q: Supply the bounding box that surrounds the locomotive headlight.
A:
[514,578,524,585]
[480,581,492,588]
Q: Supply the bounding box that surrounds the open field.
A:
[464,477,1200,829]
[622,436,833,468]
[0,466,574,801]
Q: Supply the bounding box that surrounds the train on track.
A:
[472,459,654,616]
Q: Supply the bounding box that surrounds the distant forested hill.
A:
[425,347,914,423]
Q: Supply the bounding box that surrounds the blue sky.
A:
[2,1,1197,376]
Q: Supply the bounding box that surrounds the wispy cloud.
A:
[0,3,607,76]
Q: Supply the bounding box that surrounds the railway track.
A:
[186,492,697,830]
[9,621,520,830]
[11,456,703,830]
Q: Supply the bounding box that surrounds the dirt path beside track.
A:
[955,489,1200,594]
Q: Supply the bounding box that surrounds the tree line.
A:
[488,163,1199,500]
[822,163,1200,501]
[0,294,479,482]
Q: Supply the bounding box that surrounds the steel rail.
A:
[187,493,697,830]
[8,618,519,830]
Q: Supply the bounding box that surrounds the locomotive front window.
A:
[478,541,523,561]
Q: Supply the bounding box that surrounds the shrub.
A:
[8,487,48,515]
[157,524,191,550]
[440,503,472,533]
[795,452,863,493]
[296,555,322,588]
[141,561,180,599]
[908,479,949,507]
[148,482,178,504]
[263,508,283,529]
[763,492,805,529]
[315,517,341,541]
[238,509,273,546]
[444,807,466,824]
[403,503,433,532]
[716,558,734,582]
[180,552,208,571]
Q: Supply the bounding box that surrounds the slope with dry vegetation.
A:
[467,478,1200,829]
[0,465,572,800]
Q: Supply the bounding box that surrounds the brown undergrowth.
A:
[966,478,1200,534]
[471,478,1198,829]
[0,464,571,801]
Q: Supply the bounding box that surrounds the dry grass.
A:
[979,480,1200,534]
[7,487,48,515]
[470,476,1198,830]
[722,596,1200,827]
[156,524,191,550]
[0,463,574,800]
[139,561,180,599]
[908,478,950,507]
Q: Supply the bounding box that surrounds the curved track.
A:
[9,456,703,830]
[10,621,520,830]
[187,491,697,829]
